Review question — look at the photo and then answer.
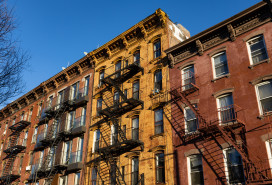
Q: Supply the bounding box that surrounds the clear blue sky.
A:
[7,0,260,101]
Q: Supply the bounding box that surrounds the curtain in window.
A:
[219,95,235,122]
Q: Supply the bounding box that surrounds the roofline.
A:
[165,1,266,54]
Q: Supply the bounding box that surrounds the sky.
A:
[6,0,260,102]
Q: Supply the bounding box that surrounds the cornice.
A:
[166,1,271,66]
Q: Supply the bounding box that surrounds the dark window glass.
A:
[131,157,139,185]
[154,69,162,91]
[113,91,120,105]
[133,81,139,100]
[99,70,104,87]
[154,39,161,59]
[155,109,163,134]
[115,61,121,78]
[133,51,140,66]
[156,152,165,183]
[226,148,245,184]
[132,117,139,140]
[190,155,204,185]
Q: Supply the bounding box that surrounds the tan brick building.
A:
[85,9,189,185]
[0,8,190,185]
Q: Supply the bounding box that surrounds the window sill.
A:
[257,112,272,120]
[149,56,162,64]
[150,133,164,140]
[248,58,270,69]
[211,74,230,82]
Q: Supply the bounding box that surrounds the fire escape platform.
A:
[103,63,144,86]
[3,145,26,154]
[9,120,31,131]
[0,174,20,182]
[100,98,143,118]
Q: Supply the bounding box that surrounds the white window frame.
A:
[187,155,204,185]
[212,51,229,79]
[265,140,272,172]
[32,127,38,143]
[255,81,272,115]
[181,65,195,91]
[216,93,234,124]
[70,81,80,100]
[246,35,268,65]
[59,175,68,185]
[3,122,8,135]
[184,106,197,134]
[92,129,100,153]
[74,172,81,185]
[223,148,245,185]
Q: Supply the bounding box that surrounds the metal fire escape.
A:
[88,58,145,185]
[29,85,89,184]
[0,118,30,185]
[152,71,272,185]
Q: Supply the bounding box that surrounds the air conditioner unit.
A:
[26,165,31,171]
[153,88,160,94]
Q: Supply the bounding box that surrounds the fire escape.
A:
[88,58,145,185]
[0,118,30,185]
[29,85,89,184]
[152,70,272,185]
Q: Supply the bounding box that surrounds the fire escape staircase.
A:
[158,81,271,184]
[88,61,144,184]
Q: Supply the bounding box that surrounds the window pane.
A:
[132,117,139,140]
[261,97,272,113]
[155,109,163,122]
[214,53,229,77]
[154,70,162,90]
[133,81,139,100]
[258,82,272,100]
[226,148,245,183]
[219,94,233,108]
[190,155,204,185]
[249,36,268,64]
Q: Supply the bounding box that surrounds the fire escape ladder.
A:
[216,125,267,182]
[194,134,227,184]
[162,105,185,143]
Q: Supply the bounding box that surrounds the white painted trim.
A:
[246,35,268,65]
[211,51,229,79]
[255,81,271,115]
[265,140,272,173]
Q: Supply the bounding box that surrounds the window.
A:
[67,111,75,131]
[97,98,103,116]
[21,112,25,121]
[29,152,34,166]
[23,131,28,146]
[123,125,126,137]
[154,39,161,59]
[91,167,98,185]
[124,89,128,99]
[247,35,268,65]
[256,81,272,114]
[224,148,245,184]
[132,117,139,140]
[212,52,229,78]
[115,61,121,78]
[37,102,43,116]
[48,147,56,168]
[84,75,90,96]
[12,117,16,125]
[3,122,7,135]
[185,107,198,133]
[74,172,81,185]
[62,140,72,165]
[182,65,195,91]
[121,166,125,179]
[32,127,38,143]
[99,70,105,87]
[133,80,140,100]
[111,124,118,145]
[155,152,165,183]
[266,140,272,171]
[217,94,235,123]
[154,109,163,134]
[71,82,79,100]
[81,107,86,126]
[131,157,139,185]
[0,143,3,157]
[113,91,120,105]
[154,69,162,92]
[93,129,100,153]
[133,51,140,66]
[188,155,204,185]
[77,137,84,162]
[28,108,33,121]
[59,175,68,185]
[57,90,64,107]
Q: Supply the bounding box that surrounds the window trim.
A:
[246,35,269,66]
[211,51,229,79]
[187,154,204,185]
[216,93,234,124]
[255,80,272,115]
[265,140,272,172]
[181,65,195,91]
[155,151,165,184]
[153,39,161,59]
[154,108,164,135]
[184,106,198,134]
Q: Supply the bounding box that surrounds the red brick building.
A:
[0,54,94,185]
[165,1,272,184]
